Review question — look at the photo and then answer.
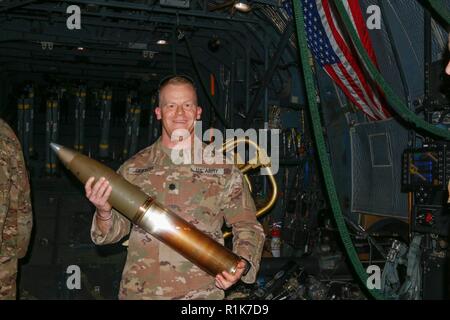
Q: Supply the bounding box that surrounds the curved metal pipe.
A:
[219,138,278,239]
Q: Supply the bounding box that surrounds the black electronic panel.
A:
[414,203,450,236]
[402,145,450,191]
[402,144,450,236]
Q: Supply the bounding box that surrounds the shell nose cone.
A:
[48,143,76,167]
[50,142,62,153]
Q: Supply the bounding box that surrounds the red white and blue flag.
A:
[301,0,390,120]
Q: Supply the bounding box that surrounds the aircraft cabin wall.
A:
[0,0,449,302]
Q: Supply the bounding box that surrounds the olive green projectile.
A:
[50,142,240,276]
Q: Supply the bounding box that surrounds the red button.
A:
[425,213,433,224]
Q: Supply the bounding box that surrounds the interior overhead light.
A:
[234,0,251,12]
[77,47,84,51]
[157,39,168,45]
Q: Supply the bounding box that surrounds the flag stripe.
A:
[346,0,391,117]
[326,65,377,120]
[317,1,373,111]
[336,63,379,118]
[301,0,390,120]
[321,0,385,119]
[347,0,379,67]
[346,0,392,118]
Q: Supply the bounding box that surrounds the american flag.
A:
[301,0,390,120]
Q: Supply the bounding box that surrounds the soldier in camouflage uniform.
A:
[86,76,265,299]
[0,118,33,300]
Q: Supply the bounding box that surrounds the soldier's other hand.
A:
[215,260,247,290]
[85,176,113,214]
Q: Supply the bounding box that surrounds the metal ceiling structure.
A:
[0,0,304,129]
[0,0,296,83]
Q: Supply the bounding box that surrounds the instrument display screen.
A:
[401,147,448,192]
[408,151,439,186]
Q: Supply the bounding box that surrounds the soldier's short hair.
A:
[159,75,196,91]
[157,75,197,106]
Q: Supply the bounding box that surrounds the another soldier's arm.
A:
[221,167,265,284]
[14,140,33,259]
[86,175,131,245]
[91,208,130,245]
[0,143,11,253]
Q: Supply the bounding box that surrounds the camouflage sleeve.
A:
[14,139,33,259]
[221,166,265,284]
[90,164,131,245]
[0,141,11,254]
[0,136,33,259]
[91,208,130,245]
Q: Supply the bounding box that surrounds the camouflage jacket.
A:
[91,138,265,299]
[0,119,33,262]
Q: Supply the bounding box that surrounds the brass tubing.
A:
[220,138,278,239]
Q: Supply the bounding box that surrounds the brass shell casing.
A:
[50,143,240,276]
[138,202,240,276]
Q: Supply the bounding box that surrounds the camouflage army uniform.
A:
[0,119,33,300]
[91,137,265,299]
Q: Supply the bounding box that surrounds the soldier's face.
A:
[155,83,202,141]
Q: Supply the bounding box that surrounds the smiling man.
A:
[85,75,265,300]
[154,77,201,149]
